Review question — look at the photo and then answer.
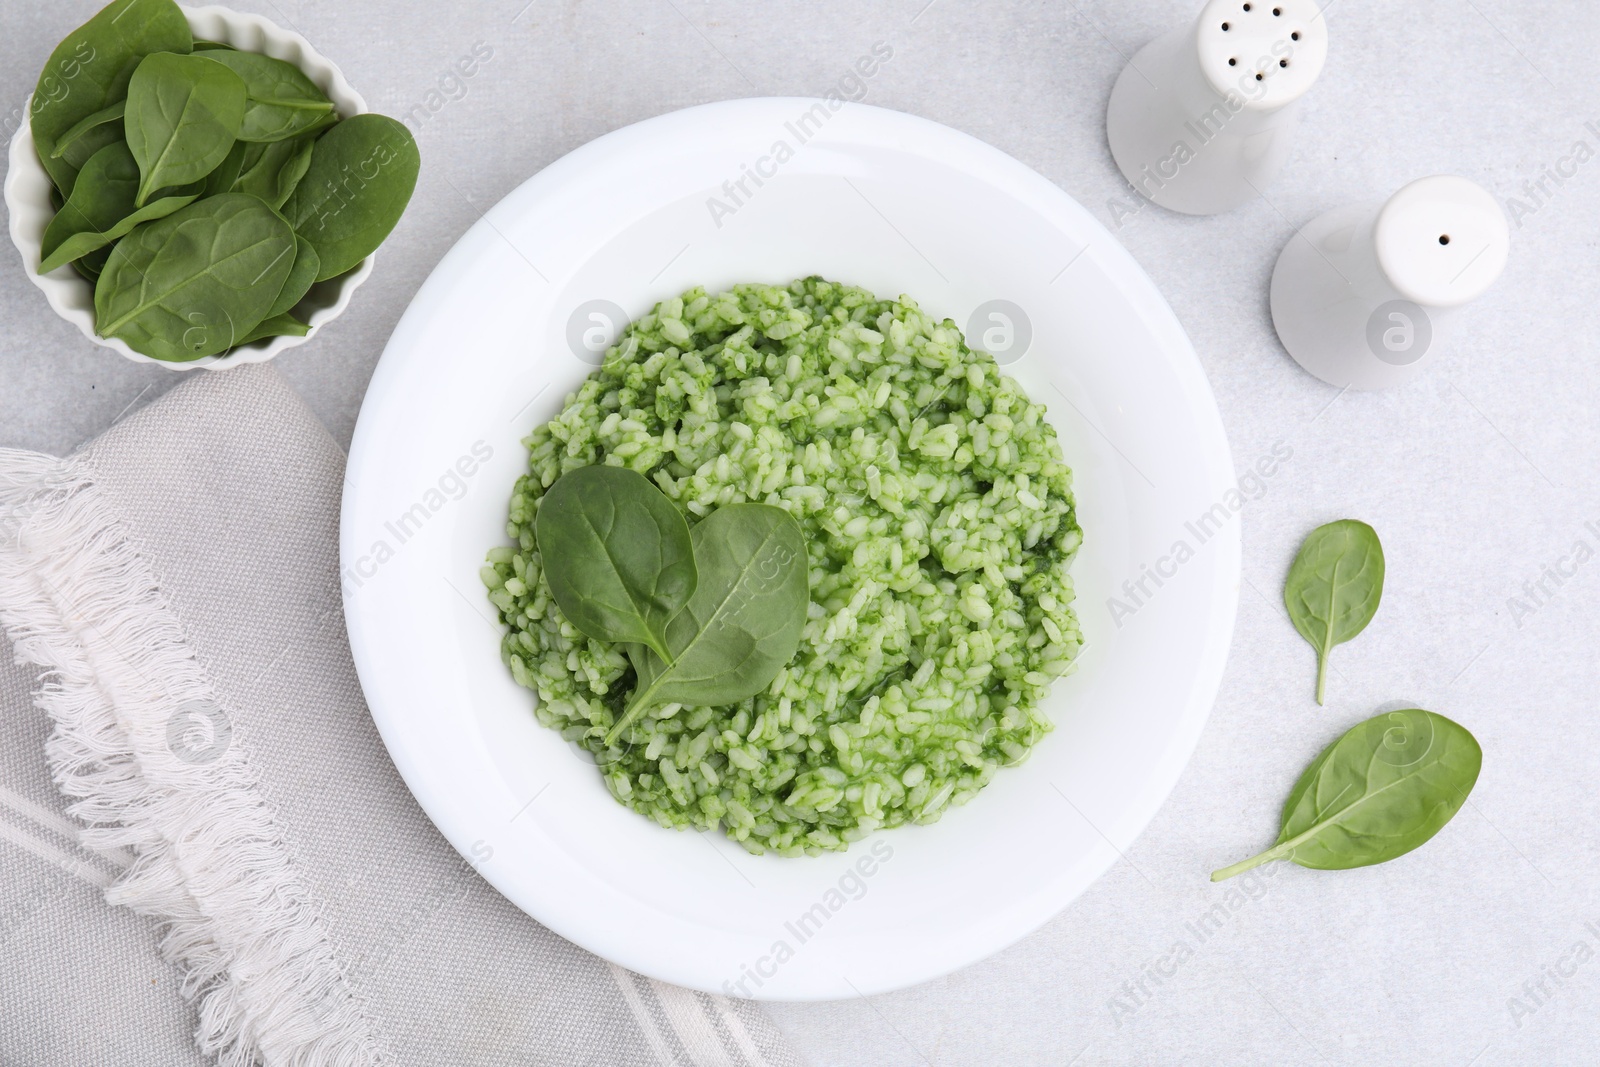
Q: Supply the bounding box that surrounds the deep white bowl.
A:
[3,5,373,370]
[342,99,1241,999]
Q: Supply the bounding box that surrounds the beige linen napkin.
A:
[0,364,801,1067]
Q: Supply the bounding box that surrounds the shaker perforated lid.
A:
[1195,0,1329,110]
[1374,175,1510,308]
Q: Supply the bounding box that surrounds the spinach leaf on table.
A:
[1212,709,1481,880]
[194,49,336,142]
[38,141,198,274]
[94,192,296,361]
[283,113,420,280]
[534,465,697,661]
[608,504,809,743]
[125,52,247,205]
[1283,519,1385,705]
[29,0,192,196]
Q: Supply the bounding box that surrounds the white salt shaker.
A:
[1269,175,1510,389]
[1105,0,1329,215]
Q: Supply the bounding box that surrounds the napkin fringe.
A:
[0,450,387,1067]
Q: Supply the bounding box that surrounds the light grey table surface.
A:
[4,1,1599,1064]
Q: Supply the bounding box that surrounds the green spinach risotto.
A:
[483,277,1082,855]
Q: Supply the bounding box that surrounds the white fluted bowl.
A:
[4,5,373,370]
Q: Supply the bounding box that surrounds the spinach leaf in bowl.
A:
[38,141,199,274]
[94,193,296,361]
[47,120,129,202]
[233,312,309,347]
[201,138,251,197]
[29,0,192,196]
[194,49,337,143]
[263,236,320,321]
[284,114,420,280]
[49,100,126,162]
[231,135,317,209]
[125,52,247,206]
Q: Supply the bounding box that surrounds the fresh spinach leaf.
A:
[232,312,308,346]
[201,137,250,197]
[29,0,192,195]
[534,465,697,662]
[229,134,316,209]
[608,504,809,743]
[125,52,247,205]
[194,49,336,142]
[38,141,198,273]
[193,41,236,51]
[49,99,125,160]
[49,120,128,200]
[1284,519,1385,705]
[283,113,419,280]
[94,192,296,361]
[1212,709,1481,880]
[264,236,319,319]
[271,135,316,207]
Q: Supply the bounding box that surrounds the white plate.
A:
[342,98,1239,1000]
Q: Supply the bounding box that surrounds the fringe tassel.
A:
[0,450,386,1067]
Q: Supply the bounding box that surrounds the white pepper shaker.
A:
[1105,0,1329,215]
[1269,175,1510,389]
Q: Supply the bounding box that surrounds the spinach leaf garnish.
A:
[612,503,809,743]
[534,465,697,662]
[530,466,810,745]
